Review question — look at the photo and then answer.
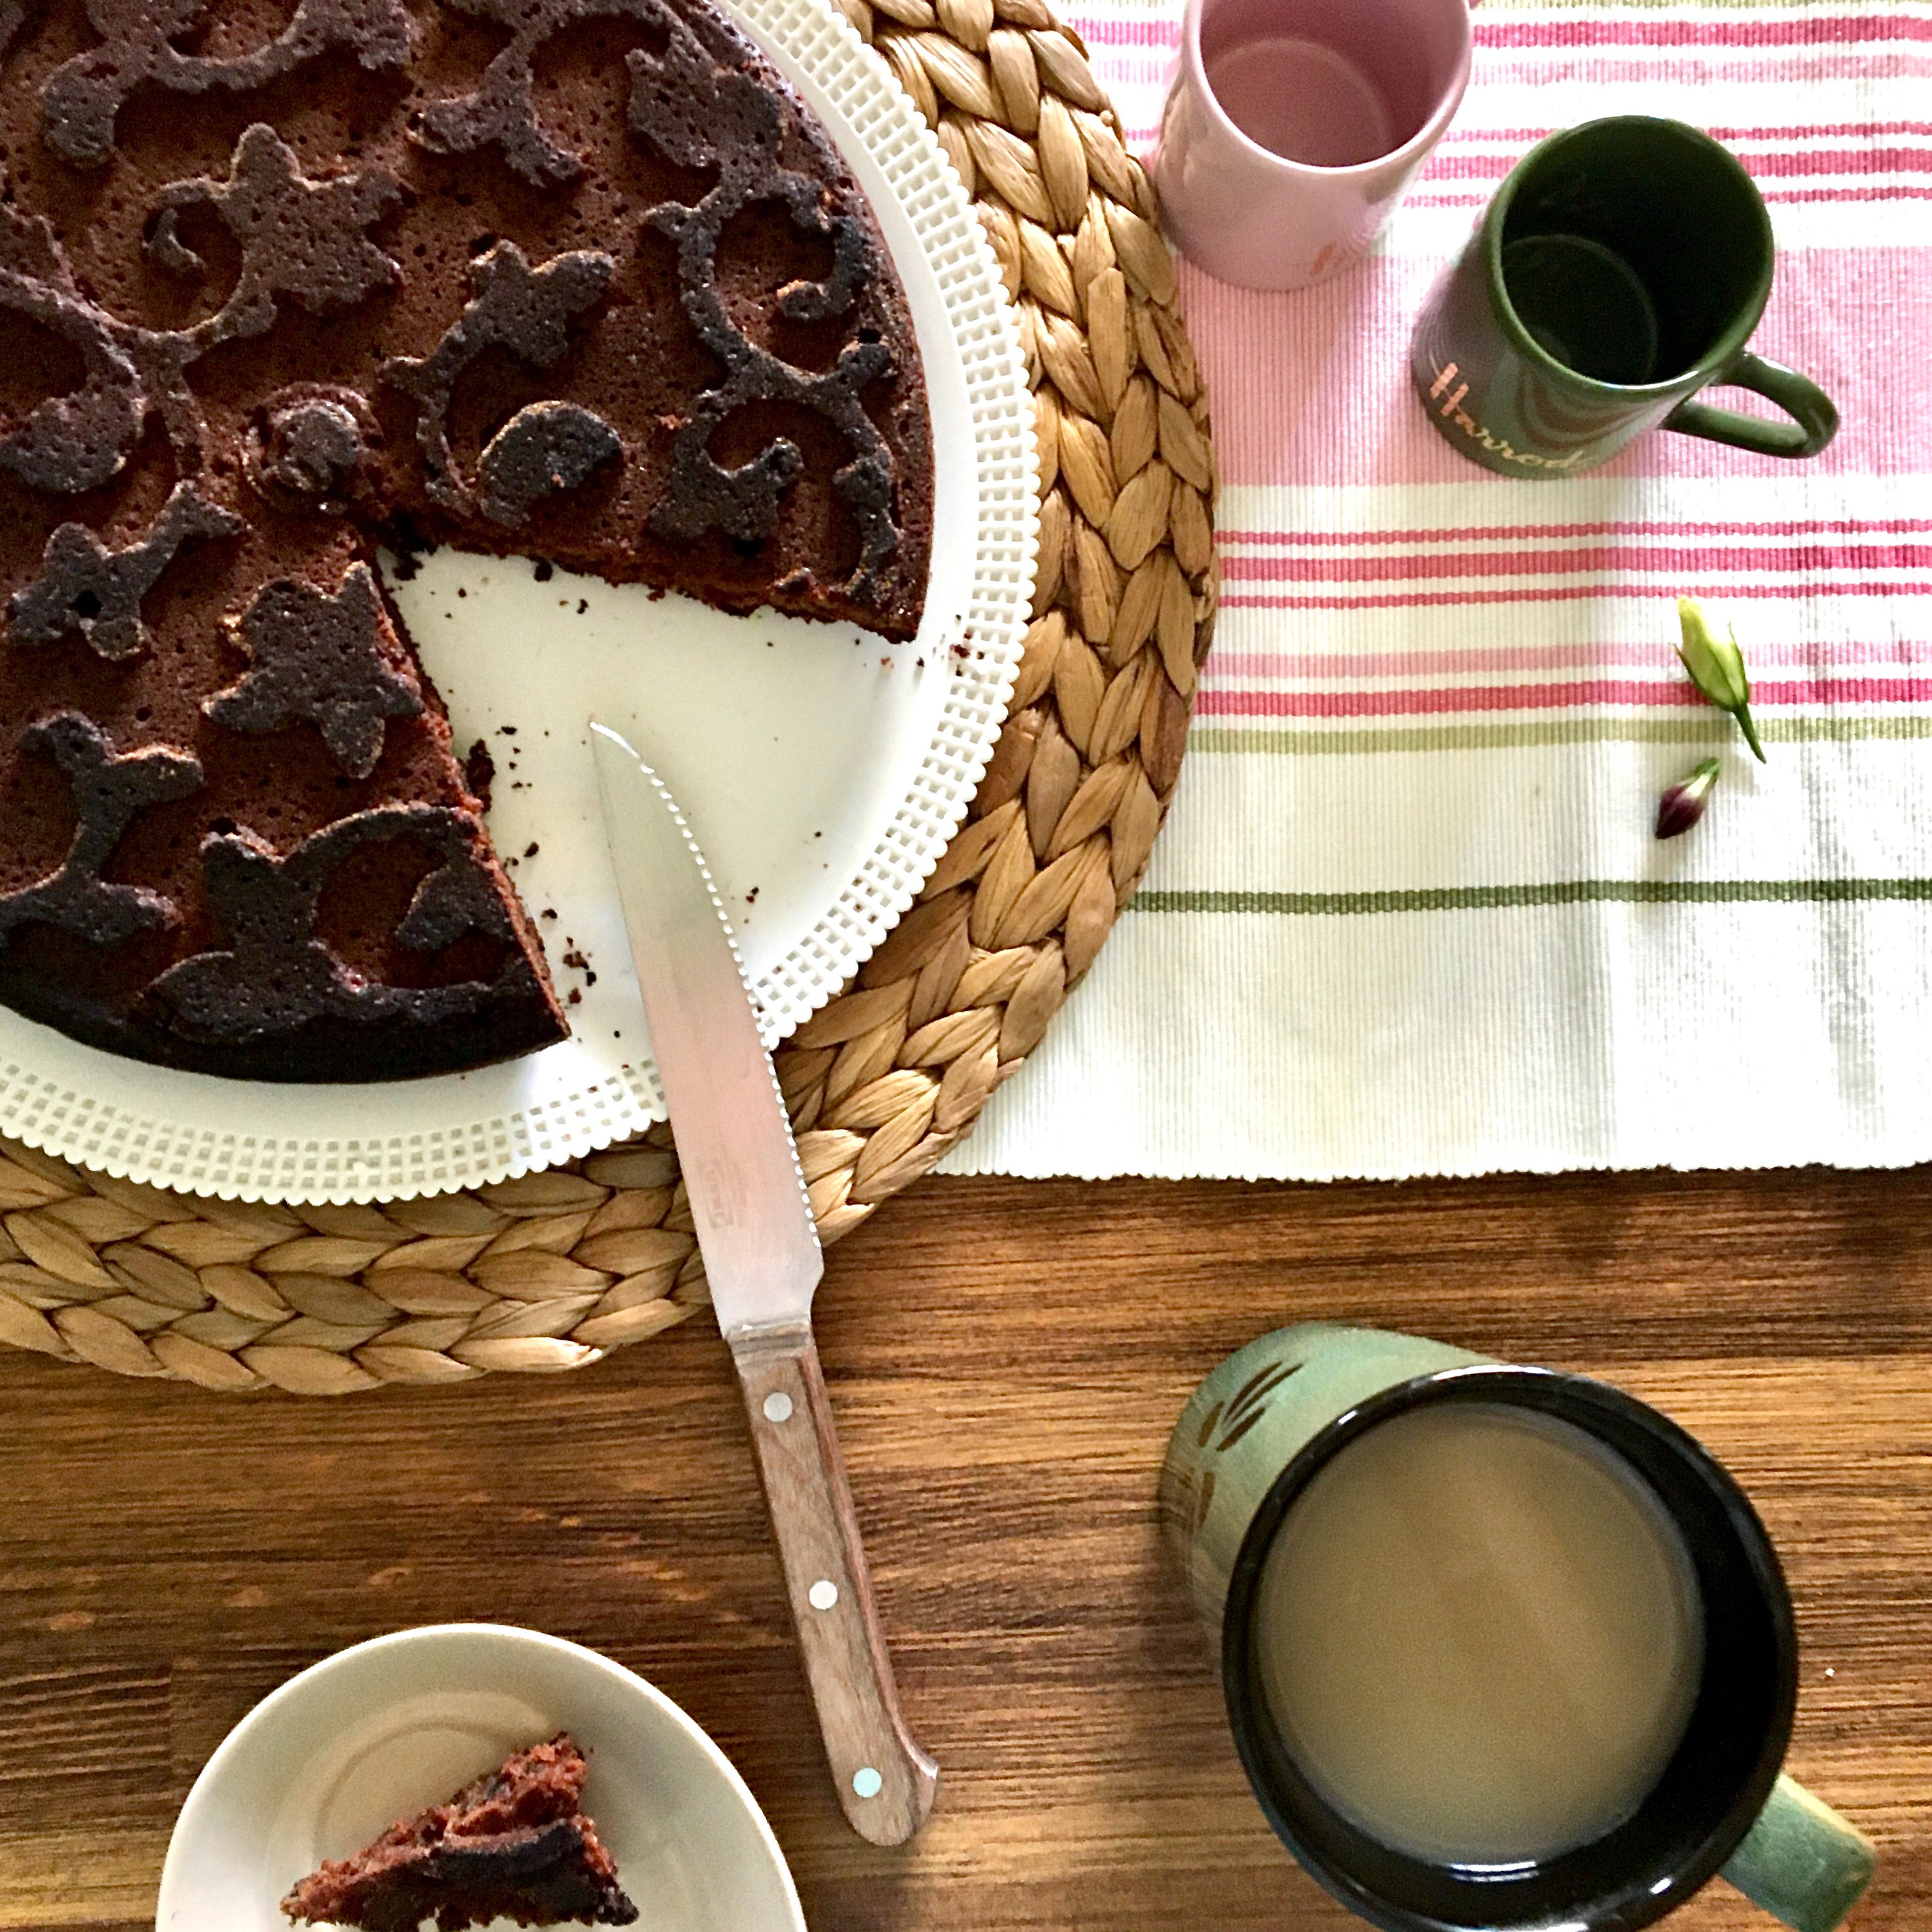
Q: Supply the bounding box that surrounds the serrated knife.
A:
[589,722,939,1847]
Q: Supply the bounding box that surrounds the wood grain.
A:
[2,1165,1929,1931]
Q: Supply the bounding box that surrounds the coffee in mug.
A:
[1253,1401,1706,1867]
[1162,1325,1875,1932]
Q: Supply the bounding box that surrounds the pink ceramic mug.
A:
[1152,0,1473,291]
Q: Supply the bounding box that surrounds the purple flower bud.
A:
[1655,758,1722,840]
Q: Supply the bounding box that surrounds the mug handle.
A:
[1663,354,1839,458]
[1721,1772,1876,1932]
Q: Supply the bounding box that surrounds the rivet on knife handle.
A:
[731,1326,939,1845]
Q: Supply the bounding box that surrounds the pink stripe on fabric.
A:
[1463,55,1932,88]
[1422,145,1932,180]
[1434,123,1932,143]
[1196,677,1932,718]
[1063,15,1175,45]
[1066,11,1932,48]
[1071,83,1932,119]
[1223,544,1932,583]
[1408,187,1932,206]
[1711,121,1932,137]
[1198,684,1697,718]
[1728,147,1932,176]
[1759,185,1932,201]
[1221,544,1932,580]
[1204,639,1932,680]
[1221,583,1932,609]
[1120,134,1932,176]
[1479,14,1932,46]
[1219,522,1932,545]
[1186,249,1932,487]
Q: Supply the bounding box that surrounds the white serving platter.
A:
[156,1624,805,1932]
[0,0,1036,1203]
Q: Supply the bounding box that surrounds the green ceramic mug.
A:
[1410,117,1838,476]
[1160,1324,1875,1932]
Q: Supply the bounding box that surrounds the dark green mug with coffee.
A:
[1411,117,1838,477]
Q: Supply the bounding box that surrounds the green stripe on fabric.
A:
[1193,716,1932,757]
[1132,879,1932,916]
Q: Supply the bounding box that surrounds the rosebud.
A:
[1655,757,1722,840]
[1676,598,1765,762]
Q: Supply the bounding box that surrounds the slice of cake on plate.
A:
[281,1732,638,1931]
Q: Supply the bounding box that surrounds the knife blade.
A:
[588,725,820,1339]
[589,722,938,1846]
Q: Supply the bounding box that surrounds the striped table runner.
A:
[942,0,1932,1180]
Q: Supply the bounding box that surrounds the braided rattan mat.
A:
[0,0,1215,1395]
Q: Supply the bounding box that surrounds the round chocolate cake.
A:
[0,0,933,1082]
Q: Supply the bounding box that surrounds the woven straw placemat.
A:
[0,0,1216,1395]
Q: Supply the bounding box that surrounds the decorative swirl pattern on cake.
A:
[476,403,625,528]
[407,0,670,189]
[0,712,203,945]
[152,806,536,1043]
[0,204,149,494]
[206,562,426,780]
[8,483,243,662]
[144,124,404,341]
[383,242,616,519]
[40,0,414,169]
[626,5,901,596]
[243,386,382,515]
[0,126,400,488]
[0,0,932,1081]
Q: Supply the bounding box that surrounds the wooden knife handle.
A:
[730,1326,939,1845]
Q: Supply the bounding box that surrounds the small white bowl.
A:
[157,1623,805,1932]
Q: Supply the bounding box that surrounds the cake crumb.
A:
[462,740,495,810]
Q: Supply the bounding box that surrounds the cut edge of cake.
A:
[281,1733,639,1932]
[0,0,935,1084]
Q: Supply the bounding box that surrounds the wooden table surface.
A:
[3,1166,1928,1932]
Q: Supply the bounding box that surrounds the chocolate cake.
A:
[0,0,933,1081]
[282,1733,639,1932]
